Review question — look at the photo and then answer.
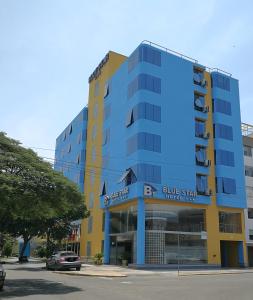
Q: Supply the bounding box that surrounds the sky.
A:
[1,0,253,161]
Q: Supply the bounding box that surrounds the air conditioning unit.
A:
[203,132,210,139]
[204,160,211,167]
[201,78,207,87]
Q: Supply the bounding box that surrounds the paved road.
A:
[1,263,253,300]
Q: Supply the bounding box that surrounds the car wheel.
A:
[76,267,81,271]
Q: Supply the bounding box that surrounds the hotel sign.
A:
[104,187,129,206]
[162,186,197,202]
[88,53,109,83]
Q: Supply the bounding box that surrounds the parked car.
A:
[0,264,6,291]
[46,251,81,271]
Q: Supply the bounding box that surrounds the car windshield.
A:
[60,252,76,256]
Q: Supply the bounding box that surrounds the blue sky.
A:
[1,0,253,160]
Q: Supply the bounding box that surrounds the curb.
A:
[53,271,127,277]
[179,270,253,276]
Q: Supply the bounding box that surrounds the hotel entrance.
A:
[220,241,244,267]
[109,233,135,265]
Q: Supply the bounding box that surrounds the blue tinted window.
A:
[128,45,161,72]
[102,128,110,145]
[127,132,161,155]
[128,74,161,98]
[104,104,111,120]
[212,73,230,91]
[195,119,206,137]
[213,98,231,115]
[132,163,161,184]
[214,124,233,141]
[215,149,234,167]
[196,175,208,193]
[127,102,161,127]
[216,177,236,194]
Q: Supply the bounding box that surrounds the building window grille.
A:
[216,177,236,194]
[213,98,231,115]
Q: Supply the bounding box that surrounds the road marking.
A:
[120,281,132,284]
[100,277,113,280]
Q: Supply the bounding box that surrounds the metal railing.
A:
[242,122,253,136]
[219,223,242,233]
[141,40,232,77]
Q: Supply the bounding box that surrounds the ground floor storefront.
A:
[103,198,247,268]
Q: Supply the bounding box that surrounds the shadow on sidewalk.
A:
[0,278,83,298]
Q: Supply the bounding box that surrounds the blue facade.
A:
[212,72,246,208]
[54,107,88,193]
[100,44,246,210]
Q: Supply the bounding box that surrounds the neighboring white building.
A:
[242,123,253,266]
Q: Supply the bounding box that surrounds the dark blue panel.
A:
[216,177,236,194]
[132,163,161,184]
[128,74,161,98]
[215,149,235,167]
[212,73,230,91]
[214,124,233,141]
[213,98,232,115]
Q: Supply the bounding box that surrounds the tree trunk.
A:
[19,236,31,262]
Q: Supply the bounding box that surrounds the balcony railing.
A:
[219,223,242,233]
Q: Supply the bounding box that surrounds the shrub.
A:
[93,253,103,265]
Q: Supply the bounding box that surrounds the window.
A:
[93,103,98,118]
[69,124,73,135]
[89,192,94,208]
[212,73,230,91]
[193,68,206,87]
[90,169,95,185]
[194,94,206,111]
[127,132,161,155]
[100,181,107,196]
[92,146,96,162]
[102,128,110,145]
[248,208,253,219]
[67,144,71,153]
[195,146,207,166]
[126,102,161,127]
[77,133,82,144]
[245,166,253,177]
[92,125,97,141]
[94,81,99,97]
[88,216,93,234]
[214,124,233,141]
[219,212,241,233]
[215,149,234,167]
[104,104,111,121]
[128,73,161,99]
[244,145,252,157]
[104,82,109,98]
[196,174,208,195]
[213,98,231,115]
[133,163,161,184]
[216,177,236,194]
[195,119,206,138]
[86,241,91,256]
[128,45,161,72]
[76,154,80,165]
[63,131,66,141]
[102,212,105,232]
[119,168,137,186]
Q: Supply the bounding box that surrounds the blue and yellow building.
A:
[59,41,247,267]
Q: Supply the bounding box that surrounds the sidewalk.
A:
[55,263,253,278]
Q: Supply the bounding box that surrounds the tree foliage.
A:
[0,132,88,258]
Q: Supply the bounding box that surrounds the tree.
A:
[0,132,88,260]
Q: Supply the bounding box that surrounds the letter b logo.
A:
[144,185,153,196]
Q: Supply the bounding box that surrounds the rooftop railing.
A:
[242,122,253,136]
[141,40,232,77]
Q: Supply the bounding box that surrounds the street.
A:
[1,263,253,300]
